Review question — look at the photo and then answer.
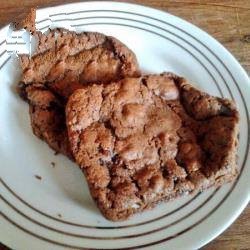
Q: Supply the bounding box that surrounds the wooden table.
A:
[0,1,249,249]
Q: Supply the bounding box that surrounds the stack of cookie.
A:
[17,28,239,221]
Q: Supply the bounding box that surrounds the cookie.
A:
[18,29,140,156]
[66,72,239,221]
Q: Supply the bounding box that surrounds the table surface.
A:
[0,1,249,250]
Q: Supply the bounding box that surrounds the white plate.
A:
[0,2,249,249]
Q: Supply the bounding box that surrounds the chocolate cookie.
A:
[66,73,239,221]
[18,28,140,157]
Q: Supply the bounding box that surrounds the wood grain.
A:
[0,1,249,250]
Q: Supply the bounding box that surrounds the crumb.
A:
[51,161,56,167]
[54,151,59,155]
[35,175,42,180]
[12,8,36,33]
[57,213,62,218]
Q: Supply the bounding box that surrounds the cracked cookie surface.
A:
[18,29,140,157]
[66,72,239,221]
